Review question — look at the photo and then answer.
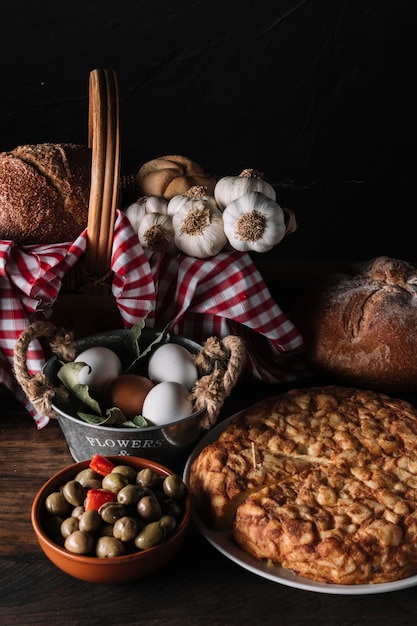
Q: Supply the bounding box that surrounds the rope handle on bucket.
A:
[13,321,77,419]
[13,321,246,428]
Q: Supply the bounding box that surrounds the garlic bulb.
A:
[124,195,168,231]
[167,185,212,217]
[138,212,177,255]
[222,191,286,253]
[167,193,189,217]
[142,195,169,214]
[172,186,227,258]
[283,207,298,235]
[214,169,276,210]
[124,199,148,231]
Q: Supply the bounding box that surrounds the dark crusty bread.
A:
[292,256,417,392]
[0,143,91,245]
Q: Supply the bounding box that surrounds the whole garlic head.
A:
[222,191,286,253]
[124,196,169,231]
[172,186,227,258]
[138,212,177,255]
[214,169,277,211]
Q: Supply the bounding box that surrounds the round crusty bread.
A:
[0,143,91,245]
[292,256,417,392]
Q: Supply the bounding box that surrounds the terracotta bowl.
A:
[31,456,191,583]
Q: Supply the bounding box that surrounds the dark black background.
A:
[1,1,416,263]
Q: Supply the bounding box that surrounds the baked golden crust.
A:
[292,257,417,392]
[0,143,91,244]
[188,385,417,584]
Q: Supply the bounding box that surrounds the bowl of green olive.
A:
[31,455,191,583]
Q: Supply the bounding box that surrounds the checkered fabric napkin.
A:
[0,211,305,428]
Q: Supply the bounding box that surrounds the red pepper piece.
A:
[89,454,116,476]
[84,488,117,511]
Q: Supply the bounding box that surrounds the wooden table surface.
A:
[2,382,417,626]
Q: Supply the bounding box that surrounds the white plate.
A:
[183,412,417,595]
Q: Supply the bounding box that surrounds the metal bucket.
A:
[43,329,205,471]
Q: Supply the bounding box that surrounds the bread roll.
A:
[0,143,91,245]
[136,154,217,199]
[292,256,417,392]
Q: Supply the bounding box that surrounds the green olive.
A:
[98,501,129,524]
[100,521,115,537]
[101,472,128,494]
[96,536,125,558]
[64,530,94,555]
[136,468,160,489]
[74,468,101,487]
[62,480,86,507]
[112,465,138,483]
[163,499,183,520]
[71,505,85,518]
[159,514,178,536]
[137,495,162,522]
[60,516,79,538]
[45,491,71,517]
[81,477,102,490]
[113,516,140,542]
[78,509,101,534]
[117,484,145,507]
[163,474,186,500]
[134,521,166,550]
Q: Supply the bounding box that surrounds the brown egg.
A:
[106,374,155,420]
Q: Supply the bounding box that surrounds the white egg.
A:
[147,343,198,389]
[74,346,123,394]
[142,381,194,426]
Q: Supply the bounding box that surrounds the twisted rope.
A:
[13,321,76,419]
[192,335,246,429]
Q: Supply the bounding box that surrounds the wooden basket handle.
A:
[85,69,121,276]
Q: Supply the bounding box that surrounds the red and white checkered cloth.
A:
[0,210,305,428]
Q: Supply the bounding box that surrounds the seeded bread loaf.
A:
[292,256,417,392]
[0,143,91,245]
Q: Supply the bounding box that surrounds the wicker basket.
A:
[50,69,127,337]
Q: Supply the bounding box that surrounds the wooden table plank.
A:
[2,387,417,625]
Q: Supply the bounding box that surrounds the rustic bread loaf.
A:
[292,256,417,392]
[0,143,91,245]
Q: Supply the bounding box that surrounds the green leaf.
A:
[77,412,110,425]
[129,414,149,428]
[102,406,130,426]
[124,319,170,373]
[123,318,146,362]
[57,361,102,414]
[57,360,85,389]
[77,406,150,429]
